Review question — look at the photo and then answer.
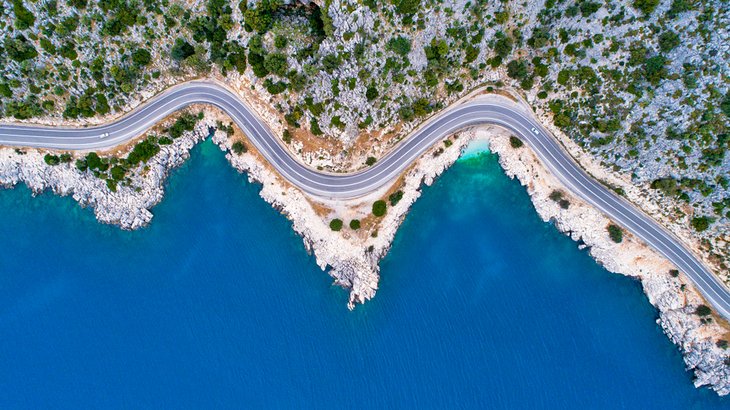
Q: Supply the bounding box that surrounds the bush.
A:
[126,137,160,166]
[509,136,524,148]
[717,340,729,349]
[695,304,712,317]
[387,36,412,56]
[349,219,361,230]
[607,224,623,243]
[44,154,60,165]
[366,85,379,101]
[690,216,713,232]
[633,0,660,15]
[365,156,377,166]
[231,141,247,155]
[389,190,403,206]
[329,218,343,231]
[372,200,387,217]
[171,38,195,61]
[132,48,152,67]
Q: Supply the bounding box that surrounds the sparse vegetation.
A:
[329,218,343,231]
[607,224,623,243]
[372,200,387,217]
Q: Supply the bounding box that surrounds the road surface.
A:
[1,81,728,319]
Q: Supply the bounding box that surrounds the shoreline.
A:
[0,109,728,394]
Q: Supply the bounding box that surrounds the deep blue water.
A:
[0,139,727,408]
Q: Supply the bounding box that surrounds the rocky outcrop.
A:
[0,119,211,230]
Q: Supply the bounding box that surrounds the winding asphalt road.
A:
[1,81,729,319]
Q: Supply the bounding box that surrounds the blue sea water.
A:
[0,139,727,408]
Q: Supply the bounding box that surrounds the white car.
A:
[99,132,109,139]
[530,127,540,135]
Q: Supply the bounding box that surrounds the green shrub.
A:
[669,269,679,278]
[365,156,377,166]
[695,304,712,317]
[372,200,387,217]
[509,136,524,148]
[132,48,152,67]
[231,141,247,155]
[126,137,160,166]
[329,218,343,231]
[633,0,660,15]
[607,224,623,243]
[389,190,403,206]
[44,154,60,165]
[349,219,361,230]
[690,216,713,232]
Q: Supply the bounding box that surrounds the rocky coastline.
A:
[0,111,728,395]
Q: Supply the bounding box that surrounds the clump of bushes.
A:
[329,218,343,231]
[607,224,623,243]
[232,141,247,155]
[365,156,377,166]
[389,190,403,206]
[669,269,679,278]
[509,136,524,148]
[690,216,713,232]
[372,200,387,217]
[695,304,712,317]
[549,190,570,209]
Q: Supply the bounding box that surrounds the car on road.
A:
[530,127,540,135]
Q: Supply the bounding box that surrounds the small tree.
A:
[349,219,361,230]
[509,136,524,148]
[389,190,403,206]
[372,200,387,217]
[695,305,712,317]
[365,156,377,166]
[231,141,247,155]
[330,219,343,231]
[44,154,60,165]
[607,224,623,243]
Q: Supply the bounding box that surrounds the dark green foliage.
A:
[59,153,72,163]
[366,85,379,101]
[550,190,571,209]
[650,178,680,197]
[387,36,412,56]
[493,33,513,58]
[126,137,160,166]
[667,0,692,18]
[633,0,660,15]
[644,55,667,85]
[59,42,78,60]
[248,51,269,77]
[231,141,247,155]
[85,152,107,171]
[578,0,601,17]
[372,200,387,217]
[365,156,377,166]
[13,0,36,30]
[132,48,152,66]
[507,59,529,80]
[695,304,712,317]
[110,165,126,180]
[5,35,38,61]
[690,216,713,232]
[658,31,680,52]
[171,38,195,61]
[4,97,44,119]
[388,190,403,206]
[168,113,197,138]
[274,35,288,49]
[509,136,524,148]
[264,53,288,77]
[99,0,142,36]
[310,118,323,135]
[75,159,88,172]
[321,53,341,73]
[158,136,173,145]
[717,340,729,349]
[721,93,730,117]
[349,219,360,230]
[106,179,118,192]
[669,269,680,278]
[0,83,12,98]
[264,79,288,94]
[329,218,343,231]
[393,0,420,22]
[44,154,61,165]
[607,224,623,243]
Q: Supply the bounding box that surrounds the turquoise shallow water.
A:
[0,139,727,408]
